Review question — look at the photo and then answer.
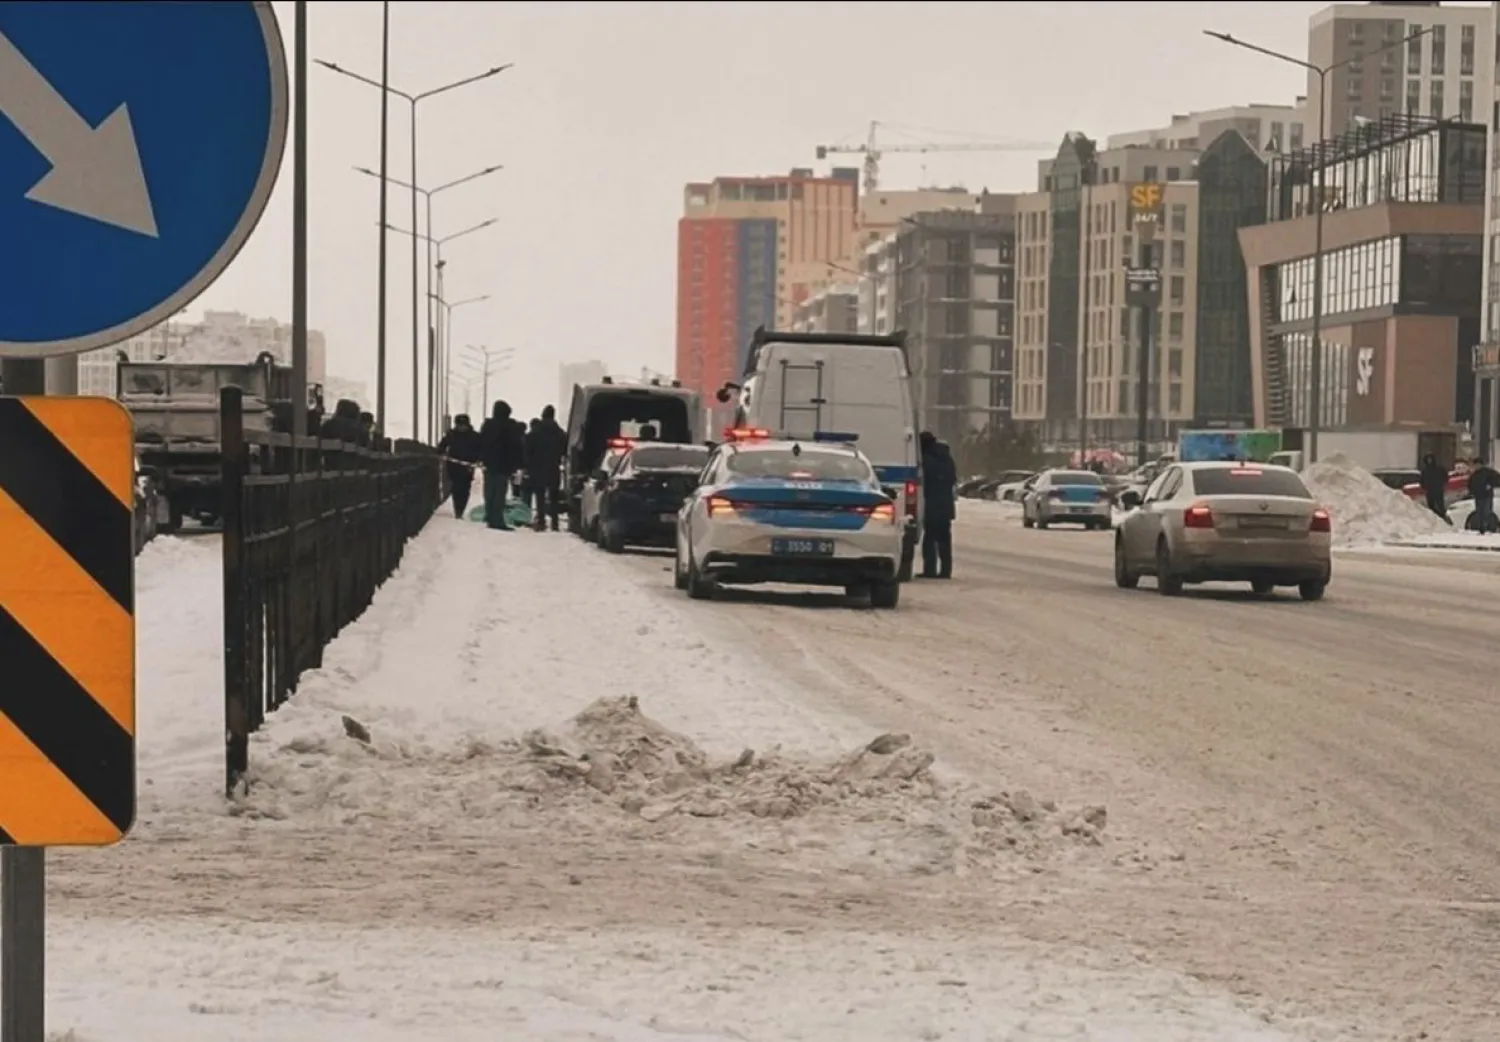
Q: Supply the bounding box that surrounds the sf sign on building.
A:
[1129,182,1165,226]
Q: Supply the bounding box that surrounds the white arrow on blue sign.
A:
[0,1,289,358]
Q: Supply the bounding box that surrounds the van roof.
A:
[743,327,907,375]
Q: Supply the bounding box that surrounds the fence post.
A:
[220,386,248,797]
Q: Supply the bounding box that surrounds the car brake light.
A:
[606,437,634,449]
[725,427,769,441]
[706,495,739,517]
[854,502,896,523]
[1183,503,1215,528]
[904,479,918,516]
[1310,508,1332,533]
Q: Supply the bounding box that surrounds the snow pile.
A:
[1301,453,1452,547]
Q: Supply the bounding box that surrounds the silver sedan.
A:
[1114,461,1332,600]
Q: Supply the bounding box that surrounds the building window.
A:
[1167,311,1184,340]
[1275,236,1403,322]
[1290,123,1304,150]
[1461,80,1475,122]
[1143,165,1158,182]
[1431,79,1445,119]
[1170,204,1187,233]
[1166,166,1181,181]
[1408,26,1423,74]
[1169,275,1185,305]
[1346,77,1363,100]
[1431,24,1446,76]
[1461,23,1476,76]
[1169,240,1186,269]
[1168,349,1184,378]
[1168,383,1183,414]
[1380,78,1395,102]
[1407,78,1422,115]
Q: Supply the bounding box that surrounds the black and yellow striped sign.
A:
[0,397,135,847]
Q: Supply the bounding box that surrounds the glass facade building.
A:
[1045,134,1096,434]
[1194,131,1267,426]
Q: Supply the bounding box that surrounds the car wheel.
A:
[1113,536,1139,589]
[1251,579,1275,596]
[686,550,714,600]
[673,540,689,590]
[869,578,900,609]
[1155,539,1183,596]
[1298,579,1327,602]
[603,522,624,554]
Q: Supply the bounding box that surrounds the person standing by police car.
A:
[919,430,956,579]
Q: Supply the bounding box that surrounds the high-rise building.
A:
[1306,1,1492,137]
[889,203,1018,442]
[1108,102,1309,155]
[1475,0,1500,461]
[792,285,860,333]
[675,169,860,401]
[76,310,328,397]
[1015,135,1202,447]
[1238,113,1485,431]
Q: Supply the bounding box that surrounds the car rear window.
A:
[728,449,873,482]
[628,445,709,469]
[1192,466,1311,498]
[1049,470,1102,486]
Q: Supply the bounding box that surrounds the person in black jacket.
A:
[1419,453,1449,520]
[479,400,525,530]
[436,414,482,518]
[919,430,957,579]
[318,399,363,444]
[525,404,567,531]
[1466,457,1500,533]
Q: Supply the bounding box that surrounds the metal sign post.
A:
[0,4,289,1038]
[1126,254,1161,469]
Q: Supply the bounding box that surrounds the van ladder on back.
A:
[778,358,825,436]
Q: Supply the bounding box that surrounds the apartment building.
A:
[1306,1,1492,136]
[77,310,329,397]
[1108,102,1308,155]
[1238,114,1485,432]
[1475,0,1500,459]
[889,204,1018,442]
[675,169,860,402]
[791,285,860,334]
[1015,135,1203,447]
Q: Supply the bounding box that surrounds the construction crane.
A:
[816,120,1054,194]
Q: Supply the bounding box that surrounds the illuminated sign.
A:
[1129,182,1164,222]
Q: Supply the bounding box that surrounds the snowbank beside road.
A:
[1302,453,1452,547]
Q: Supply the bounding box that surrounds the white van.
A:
[717,328,922,580]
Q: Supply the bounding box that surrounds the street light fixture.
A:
[466,344,514,408]
[1204,26,1433,465]
[430,292,490,428]
[316,55,513,442]
[354,163,503,439]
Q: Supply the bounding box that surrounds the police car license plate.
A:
[771,537,835,556]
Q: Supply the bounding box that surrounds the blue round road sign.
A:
[0,1,288,358]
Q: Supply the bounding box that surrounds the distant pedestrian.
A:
[1419,453,1450,521]
[525,404,567,531]
[318,399,363,444]
[479,400,525,530]
[437,414,482,518]
[919,430,957,579]
[1466,457,1500,533]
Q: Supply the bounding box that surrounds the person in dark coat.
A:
[436,413,482,518]
[919,430,957,579]
[1419,453,1449,520]
[1465,457,1500,533]
[525,404,567,531]
[358,411,377,448]
[479,400,525,530]
[318,399,363,444]
[520,418,543,514]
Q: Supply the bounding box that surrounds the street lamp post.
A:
[355,163,502,439]
[316,55,512,442]
[430,292,490,429]
[1204,26,1432,465]
[382,218,497,437]
[467,344,514,408]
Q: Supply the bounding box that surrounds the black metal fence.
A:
[220,386,446,795]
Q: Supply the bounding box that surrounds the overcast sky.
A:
[191,0,1358,436]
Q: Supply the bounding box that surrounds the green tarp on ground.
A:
[466,498,533,528]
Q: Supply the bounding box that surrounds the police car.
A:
[674,429,904,608]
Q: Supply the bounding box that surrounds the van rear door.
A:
[819,350,913,468]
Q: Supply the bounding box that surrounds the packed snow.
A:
[27,520,1340,1040]
[1300,453,1454,547]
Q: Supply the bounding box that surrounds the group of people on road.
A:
[1419,453,1500,532]
[437,401,567,532]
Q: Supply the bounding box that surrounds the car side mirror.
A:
[1119,490,1142,509]
[715,387,731,404]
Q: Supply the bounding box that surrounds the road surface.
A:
[619,505,1500,1039]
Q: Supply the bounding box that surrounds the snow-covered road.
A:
[31,512,1499,1040]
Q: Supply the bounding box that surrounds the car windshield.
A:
[728,448,873,482]
[1192,466,1311,498]
[1049,470,1102,486]
[628,445,709,470]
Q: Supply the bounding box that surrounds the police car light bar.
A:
[606,436,636,448]
[724,427,770,440]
